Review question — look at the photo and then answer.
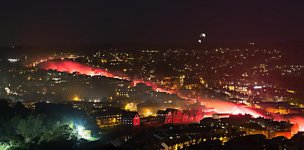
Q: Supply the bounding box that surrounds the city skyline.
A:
[1,1,304,150]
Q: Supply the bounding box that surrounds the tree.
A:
[0,142,11,150]
[16,115,47,143]
[39,123,76,143]
[0,99,12,119]
[265,136,288,150]
[13,102,28,116]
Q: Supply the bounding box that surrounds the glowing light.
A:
[131,79,173,94]
[39,59,303,137]
[39,60,114,77]
[125,103,137,111]
[8,58,19,63]
[4,87,10,95]
[39,60,274,122]
[73,95,81,101]
[0,142,11,150]
[253,86,262,89]
[201,98,264,118]
[39,60,174,95]
[231,106,243,115]
[200,33,206,38]
[286,89,296,94]
[142,109,153,117]
[287,116,304,132]
[113,118,118,124]
[75,125,96,141]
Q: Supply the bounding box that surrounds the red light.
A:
[39,60,174,95]
[39,60,304,133]
[39,60,114,77]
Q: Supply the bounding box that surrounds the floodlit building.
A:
[122,111,140,126]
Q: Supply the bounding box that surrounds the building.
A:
[157,108,203,124]
[94,107,140,127]
[122,111,140,126]
[95,107,122,128]
[200,114,299,139]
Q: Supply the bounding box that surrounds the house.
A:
[122,111,140,126]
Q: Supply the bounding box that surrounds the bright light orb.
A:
[73,95,81,102]
[200,33,206,38]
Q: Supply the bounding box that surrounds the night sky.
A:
[0,0,304,46]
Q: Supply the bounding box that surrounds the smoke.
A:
[201,98,264,118]
[39,60,114,77]
[285,116,304,132]
[39,60,173,94]
[39,60,304,132]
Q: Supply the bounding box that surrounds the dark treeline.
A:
[0,99,100,150]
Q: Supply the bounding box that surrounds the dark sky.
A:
[0,0,304,46]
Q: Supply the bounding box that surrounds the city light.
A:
[125,103,137,111]
[73,95,81,102]
[1,1,304,149]
[75,125,96,141]
[144,109,153,116]
[39,60,174,95]
[200,33,206,38]
[7,58,19,63]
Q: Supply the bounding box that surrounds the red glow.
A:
[39,60,304,132]
[39,60,263,119]
[201,99,264,118]
[285,116,304,132]
[203,99,304,132]
[39,60,114,77]
[39,60,173,95]
[131,79,173,94]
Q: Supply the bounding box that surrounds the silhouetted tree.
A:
[16,115,47,143]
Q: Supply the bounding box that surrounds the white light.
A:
[200,33,206,38]
[4,87,10,95]
[0,142,11,150]
[76,125,85,132]
[8,58,19,63]
[253,86,262,89]
[75,125,95,141]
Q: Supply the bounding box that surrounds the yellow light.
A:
[287,89,296,94]
[125,103,137,111]
[200,78,205,84]
[73,95,81,101]
[143,109,153,117]
[228,86,235,91]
